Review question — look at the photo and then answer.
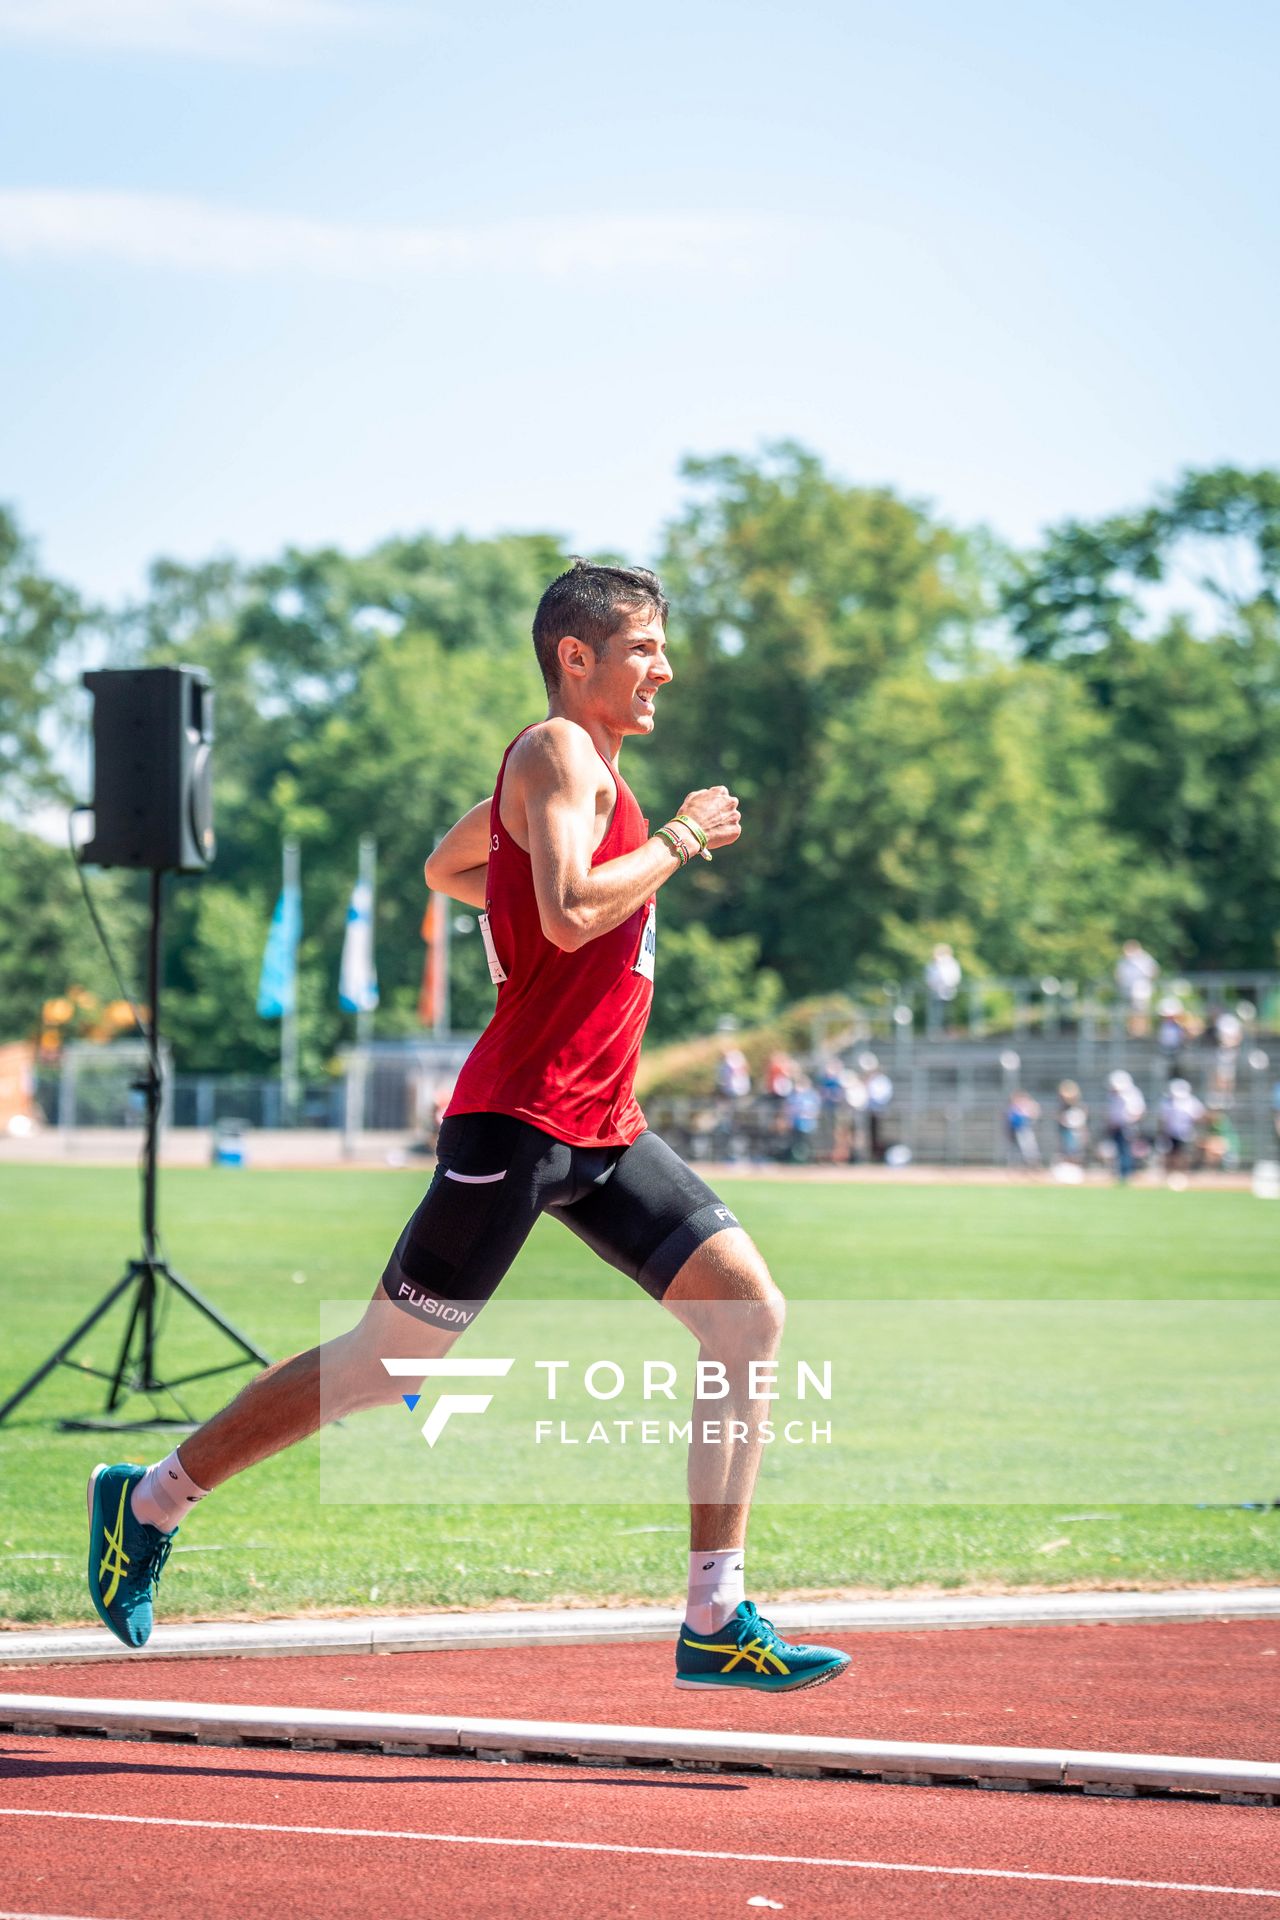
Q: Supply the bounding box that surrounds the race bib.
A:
[478,911,508,985]
[633,900,657,981]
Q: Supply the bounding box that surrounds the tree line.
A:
[1,444,1277,1075]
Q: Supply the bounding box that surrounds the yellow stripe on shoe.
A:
[679,1634,791,1676]
[97,1480,131,1607]
[86,1462,175,1649]
[675,1601,849,1692]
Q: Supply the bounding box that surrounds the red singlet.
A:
[445,726,656,1148]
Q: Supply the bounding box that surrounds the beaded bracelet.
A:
[655,824,689,867]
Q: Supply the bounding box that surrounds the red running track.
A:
[2,1618,1277,1757]
[0,1620,1277,1919]
[0,1734,1277,1919]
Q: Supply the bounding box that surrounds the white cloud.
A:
[0,189,777,280]
[0,0,405,59]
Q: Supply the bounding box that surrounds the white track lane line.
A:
[0,1809,1277,1901]
[0,1910,122,1919]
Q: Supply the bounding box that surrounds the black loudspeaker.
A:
[82,666,216,872]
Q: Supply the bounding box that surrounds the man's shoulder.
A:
[510,719,608,789]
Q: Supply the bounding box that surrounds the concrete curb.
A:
[3,1587,1279,1667]
[1,1692,1274,1803]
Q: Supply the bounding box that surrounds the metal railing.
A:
[643,1069,1279,1171]
[832,970,1280,1049]
[29,994,1280,1170]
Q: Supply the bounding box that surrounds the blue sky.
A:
[1,0,1276,605]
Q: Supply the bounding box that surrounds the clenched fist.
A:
[677,785,742,853]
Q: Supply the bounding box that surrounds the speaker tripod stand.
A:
[0,870,271,1433]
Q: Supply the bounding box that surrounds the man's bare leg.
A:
[665,1229,848,1686]
[85,1283,464,1648]
[179,1291,459,1490]
[663,1226,785,1554]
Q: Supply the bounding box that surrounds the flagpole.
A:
[281,837,300,1125]
[356,835,376,1049]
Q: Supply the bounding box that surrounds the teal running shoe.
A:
[86,1463,175,1649]
[675,1600,850,1693]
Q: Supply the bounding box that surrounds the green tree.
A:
[0,821,144,1045]
[282,623,544,1051]
[0,506,85,807]
[1004,465,1280,664]
[645,922,783,1044]
[21,452,1270,1072]
[1091,621,1280,964]
[157,883,297,1076]
[807,661,1185,987]
[647,443,996,984]
[1006,467,1280,965]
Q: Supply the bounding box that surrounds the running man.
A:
[87,561,849,1694]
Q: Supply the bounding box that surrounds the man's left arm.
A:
[424,797,493,910]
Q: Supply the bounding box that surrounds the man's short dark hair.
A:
[532,559,668,692]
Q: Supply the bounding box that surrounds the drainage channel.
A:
[0,1694,1275,1806]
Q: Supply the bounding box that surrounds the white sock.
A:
[686,1547,746,1634]
[130,1450,209,1532]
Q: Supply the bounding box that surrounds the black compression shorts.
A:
[380,1111,741,1330]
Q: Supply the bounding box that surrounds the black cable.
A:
[67,805,172,1264]
[66,805,160,1081]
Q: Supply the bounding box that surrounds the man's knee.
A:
[664,1228,785,1350]
[328,1295,460,1412]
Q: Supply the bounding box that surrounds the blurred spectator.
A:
[925,943,962,1034]
[843,1065,870,1162]
[1211,1010,1243,1100]
[1116,940,1159,1034]
[1157,1078,1205,1177]
[1005,1090,1042,1169]
[763,1050,797,1155]
[1201,1105,1240,1171]
[814,1058,852,1162]
[1156,996,1189,1076]
[864,1059,894,1161]
[784,1077,822,1163]
[814,1057,845,1102]
[1273,1077,1280,1151]
[713,1044,752,1163]
[1056,1080,1088,1164]
[716,1045,751,1101]
[765,1050,797,1100]
[1106,1069,1147,1182]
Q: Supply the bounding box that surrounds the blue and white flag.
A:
[339,878,379,1013]
[257,881,301,1020]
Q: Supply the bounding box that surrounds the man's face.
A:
[587,608,673,736]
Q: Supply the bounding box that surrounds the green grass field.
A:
[1,1165,1277,1626]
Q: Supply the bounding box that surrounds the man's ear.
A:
[556,633,592,682]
